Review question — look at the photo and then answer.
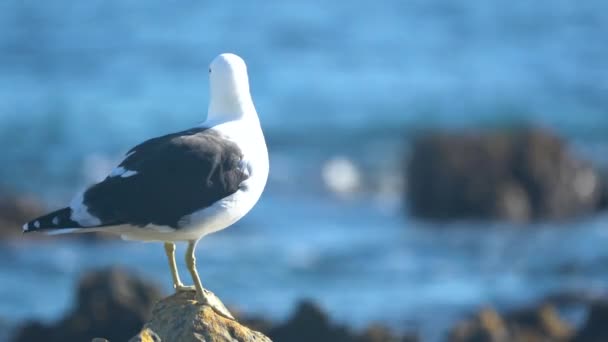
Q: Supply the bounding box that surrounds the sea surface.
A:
[1,1,608,340]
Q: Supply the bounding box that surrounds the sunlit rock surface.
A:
[130,291,271,342]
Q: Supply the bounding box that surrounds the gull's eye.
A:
[209,68,212,73]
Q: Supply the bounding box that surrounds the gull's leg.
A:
[185,239,209,303]
[184,239,235,319]
[164,242,194,292]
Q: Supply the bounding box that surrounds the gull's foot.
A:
[195,290,210,305]
[197,288,235,320]
[175,284,196,292]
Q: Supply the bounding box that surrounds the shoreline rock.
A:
[13,267,161,342]
[242,300,418,342]
[449,304,574,342]
[406,128,605,222]
[572,300,608,342]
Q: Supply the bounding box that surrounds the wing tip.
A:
[22,220,41,233]
[23,207,83,233]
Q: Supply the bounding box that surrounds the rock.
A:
[449,304,573,342]
[13,267,161,342]
[407,128,604,222]
[359,324,418,342]
[265,300,417,342]
[571,300,608,342]
[237,315,274,335]
[508,304,573,340]
[449,308,509,342]
[131,291,271,342]
[267,300,351,342]
[128,328,161,342]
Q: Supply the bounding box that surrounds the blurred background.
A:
[1,1,608,341]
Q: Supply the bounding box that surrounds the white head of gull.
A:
[208,53,256,123]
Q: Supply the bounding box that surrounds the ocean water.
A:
[1,0,608,340]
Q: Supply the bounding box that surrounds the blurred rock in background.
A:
[407,128,605,223]
[255,300,418,342]
[13,267,161,342]
[449,304,573,342]
[448,295,608,342]
[571,300,608,342]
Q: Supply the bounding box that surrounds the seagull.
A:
[23,53,269,310]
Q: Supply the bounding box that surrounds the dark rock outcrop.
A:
[266,300,352,342]
[407,129,603,222]
[13,267,161,342]
[571,300,608,342]
[257,300,417,342]
[449,304,573,342]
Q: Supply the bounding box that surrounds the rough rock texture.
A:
[13,267,161,342]
[131,291,271,342]
[407,129,604,222]
[128,328,161,342]
[449,304,573,342]
[253,300,418,342]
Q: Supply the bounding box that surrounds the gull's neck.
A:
[205,90,258,126]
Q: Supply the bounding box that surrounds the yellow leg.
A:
[164,242,193,292]
[186,240,208,303]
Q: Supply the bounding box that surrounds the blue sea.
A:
[1,1,608,340]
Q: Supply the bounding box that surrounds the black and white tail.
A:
[22,207,83,234]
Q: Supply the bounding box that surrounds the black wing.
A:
[82,127,248,228]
